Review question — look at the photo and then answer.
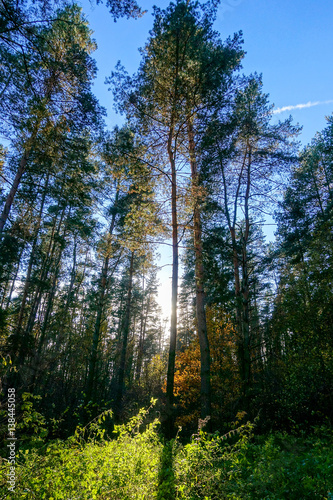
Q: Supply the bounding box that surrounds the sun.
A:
[157,276,172,321]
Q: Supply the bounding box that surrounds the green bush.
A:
[1,404,332,499]
[174,426,333,500]
[1,401,162,499]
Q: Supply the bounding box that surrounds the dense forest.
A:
[0,0,332,498]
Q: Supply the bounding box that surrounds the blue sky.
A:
[80,0,333,145]
[78,0,333,317]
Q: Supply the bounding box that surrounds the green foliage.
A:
[267,113,333,429]
[0,401,162,499]
[157,437,178,500]
[175,419,256,499]
[1,404,332,499]
[104,0,146,20]
[174,425,333,499]
[17,393,49,445]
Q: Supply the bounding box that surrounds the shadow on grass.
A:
[157,440,176,500]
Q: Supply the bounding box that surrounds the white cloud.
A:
[273,100,333,114]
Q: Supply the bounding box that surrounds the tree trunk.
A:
[31,238,77,390]
[10,174,49,361]
[135,279,150,383]
[85,192,119,403]
[115,251,134,415]
[187,117,211,424]
[241,238,251,401]
[0,120,41,236]
[240,144,252,405]
[0,153,29,235]
[29,245,63,380]
[17,208,65,366]
[5,246,24,308]
[165,123,179,439]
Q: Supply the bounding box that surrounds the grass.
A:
[1,404,332,499]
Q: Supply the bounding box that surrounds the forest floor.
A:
[1,407,333,499]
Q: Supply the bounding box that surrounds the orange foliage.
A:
[173,306,240,427]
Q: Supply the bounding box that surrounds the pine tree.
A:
[202,75,299,405]
[109,0,243,433]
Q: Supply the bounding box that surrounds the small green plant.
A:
[0,406,332,499]
[0,398,162,499]
[17,393,49,444]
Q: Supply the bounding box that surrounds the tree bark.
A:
[240,145,252,403]
[0,120,41,236]
[0,152,29,235]
[85,191,119,403]
[115,251,134,415]
[165,121,179,439]
[187,117,211,423]
[10,174,49,361]
[135,280,150,383]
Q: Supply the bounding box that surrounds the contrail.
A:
[273,100,333,114]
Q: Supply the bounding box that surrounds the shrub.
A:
[0,400,162,499]
[1,405,332,499]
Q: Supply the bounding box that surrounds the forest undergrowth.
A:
[1,400,332,500]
